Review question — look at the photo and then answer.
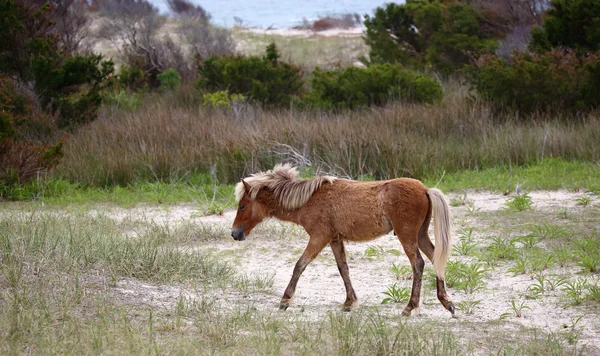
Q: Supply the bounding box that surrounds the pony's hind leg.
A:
[397,234,425,316]
[330,239,358,311]
[279,235,329,310]
[418,227,456,318]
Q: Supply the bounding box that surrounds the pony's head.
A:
[231,164,336,241]
[231,179,267,241]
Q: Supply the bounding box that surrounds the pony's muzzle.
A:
[231,227,246,241]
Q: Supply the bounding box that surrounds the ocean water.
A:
[150,0,392,28]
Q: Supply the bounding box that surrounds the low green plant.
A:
[456,299,481,315]
[547,276,567,291]
[482,236,520,261]
[573,233,600,273]
[556,208,569,219]
[381,283,410,304]
[552,247,574,267]
[574,194,592,207]
[386,248,402,257]
[563,278,589,305]
[390,263,412,280]
[527,223,572,240]
[508,257,529,276]
[450,193,468,207]
[465,201,481,214]
[364,245,385,260]
[454,227,477,256]
[505,193,534,212]
[445,260,487,294]
[529,252,556,273]
[525,275,549,299]
[514,235,541,249]
[562,316,584,345]
[500,299,532,319]
[587,281,600,302]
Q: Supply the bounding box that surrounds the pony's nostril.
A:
[232,228,244,241]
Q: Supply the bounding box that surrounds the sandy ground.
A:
[90,190,600,352]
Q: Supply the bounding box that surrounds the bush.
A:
[302,64,442,109]
[0,76,63,198]
[202,90,246,109]
[529,0,600,54]
[470,49,600,114]
[197,43,304,107]
[103,90,141,112]
[157,68,182,91]
[364,0,507,73]
[32,53,114,128]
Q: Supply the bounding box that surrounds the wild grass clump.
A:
[0,212,234,284]
[56,85,600,186]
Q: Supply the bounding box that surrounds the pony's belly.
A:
[342,218,393,241]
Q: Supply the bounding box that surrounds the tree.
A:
[0,0,113,194]
[364,0,508,73]
[469,0,549,58]
[97,0,233,84]
[529,0,600,53]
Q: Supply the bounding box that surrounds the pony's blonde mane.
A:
[235,164,336,210]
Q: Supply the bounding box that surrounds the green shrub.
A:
[103,90,141,112]
[470,49,600,114]
[529,0,600,54]
[197,43,304,107]
[364,0,506,73]
[31,54,114,129]
[117,65,148,90]
[157,68,182,91]
[202,90,246,109]
[302,63,442,109]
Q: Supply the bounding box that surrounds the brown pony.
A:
[231,164,455,318]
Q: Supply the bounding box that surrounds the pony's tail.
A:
[427,188,453,279]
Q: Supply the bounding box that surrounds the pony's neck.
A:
[257,190,303,225]
[271,207,302,224]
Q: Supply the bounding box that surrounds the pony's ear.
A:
[241,179,251,195]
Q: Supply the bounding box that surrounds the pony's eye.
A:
[240,205,246,211]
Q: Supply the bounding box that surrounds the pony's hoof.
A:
[279,304,289,311]
[343,300,359,312]
[447,302,456,316]
[401,308,412,317]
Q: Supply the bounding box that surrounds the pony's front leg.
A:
[279,236,329,310]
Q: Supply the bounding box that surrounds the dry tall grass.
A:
[57,85,600,186]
